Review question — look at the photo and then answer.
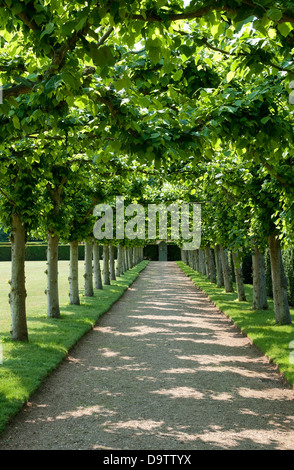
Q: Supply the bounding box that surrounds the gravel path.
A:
[0,261,294,451]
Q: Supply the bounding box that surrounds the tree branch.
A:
[131,2,294,24]
[0,187,16,206]
[259,158,291,188]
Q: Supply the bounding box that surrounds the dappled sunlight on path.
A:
[0,261,294,450]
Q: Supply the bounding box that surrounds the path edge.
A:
[176,261,294,390]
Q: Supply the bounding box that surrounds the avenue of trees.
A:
[0,0,294,341]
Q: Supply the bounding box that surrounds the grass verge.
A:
[0,260,148,433]
[177,261,294,388]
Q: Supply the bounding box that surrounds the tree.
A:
[0,146,46,341]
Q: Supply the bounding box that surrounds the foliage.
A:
[0,0,294,389]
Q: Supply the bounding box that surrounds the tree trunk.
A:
[84,241,94,297]
[69,240,80,305]
[116,244,122,277]
[132,247,137,266]
[214,245,224,287]
[205,246,216,283]
[232,251,246,301]
[46,231,60,318]
[204,246,211,279]
[127,247,132,269]
[199,249,205,275]
[268,233,291,324]
[125,247,129,271]
[122,247,127,272]
[191,250,197,270]
[195,249,200,272]
[103,244,110,285]
[9,213,28,341]
[180,249,185,262]
[219,245,234,292]
[109,244,116,281]
[252,245,268,310]
[93,243,102,290]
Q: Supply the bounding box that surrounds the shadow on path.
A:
[0,262,294,450]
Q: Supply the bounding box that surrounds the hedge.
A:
[143,243,181,261]
[0,244,85,262]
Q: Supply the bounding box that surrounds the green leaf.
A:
[44,75,63,94]
[115,77,132,91]
[278,22,293,37]
[151,132,161,139]
[226,71,235,83]
[89,45,115,67]
[148,47,162,64]
[173,69,183,81]
[261,116,270,124]
[75,15,88,32]
[267,8,283,22]
[40,22,55,39]
[61,72,80,90]
[62,20,76,36]
[12,115,20,129]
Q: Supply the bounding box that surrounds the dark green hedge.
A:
[143,243,181,261]
[0,244,85,262]
[229,251,253,285]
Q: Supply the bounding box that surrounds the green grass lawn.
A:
[177,261,294,389]
[0,259,148,433]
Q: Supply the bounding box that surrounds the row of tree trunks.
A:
[182,245,246,301]
[181,233,292,325]
[9,213,28,342]
[9,228,145,341]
